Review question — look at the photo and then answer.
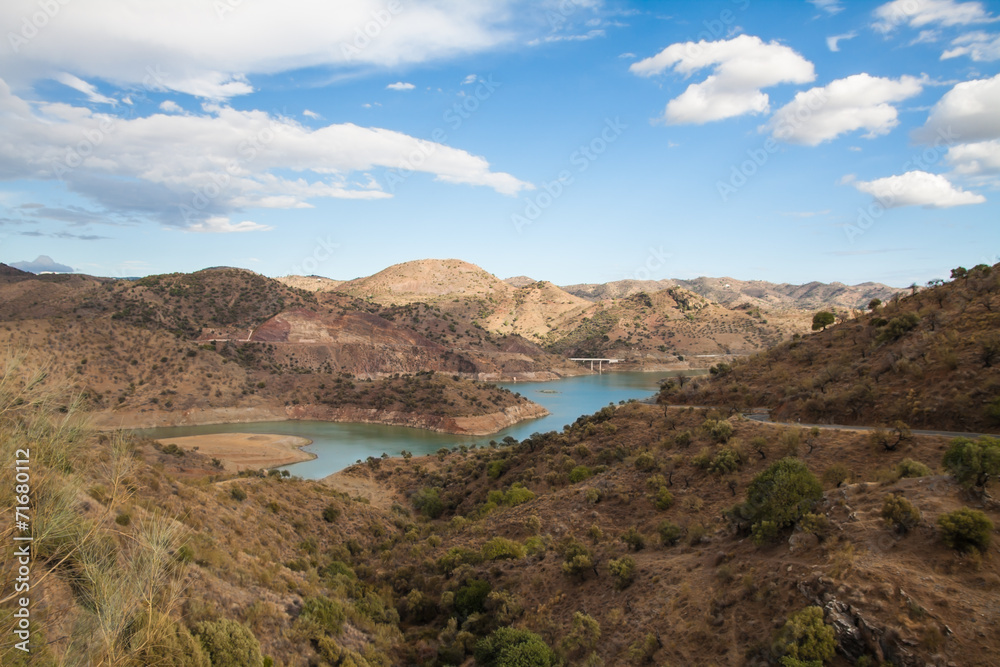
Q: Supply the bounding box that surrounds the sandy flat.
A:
[156,433,314,471]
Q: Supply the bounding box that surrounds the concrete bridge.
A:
[569,358,621,373]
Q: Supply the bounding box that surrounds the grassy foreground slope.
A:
[6,344,999,665]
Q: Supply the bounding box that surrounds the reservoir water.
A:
[136,371,702,479]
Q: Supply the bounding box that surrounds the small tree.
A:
[732,458,823,544]
[881,494,921,534]
[772,606,835,666]
[475,627,556,667]
[194,619,263,667]
[413,486,444,518]
[942,436,1000,493]
[812,311,835,331]
[938,507,993,553]
[608,556,636,589]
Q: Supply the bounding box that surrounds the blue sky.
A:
[0,0,998,287]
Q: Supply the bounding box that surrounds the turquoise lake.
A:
[136,370,704,479]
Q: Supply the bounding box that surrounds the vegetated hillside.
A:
[564,276,901,312]
[543,288,807,362]
[274,274,346,292]
[661,263,1000,433]
[11,361,1000,666]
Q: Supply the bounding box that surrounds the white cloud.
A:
[159,100,183,113]
[810,0,844,15]
[462,74,478,84]
[630,35,815,124]
[826,32,857,51]
[303,109,321,119]
[942,30,1000,60]
[386,82,415,91]
[917,73,1000,143]
[618,52,637,59]
[528,29,605,45]
[946,139,1000,174]
[0,0,524,98]
[185,217,272,233]
[852,170,985,207]
[53,73,116,105]
[910,29,941,44]
[767,73,924,145]
[0,78,530,230]
[872,0,996,32]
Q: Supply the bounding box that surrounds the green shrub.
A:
[504,483,535,506]
[881,494,921,534]
[943,436,1000,491]
[437,547,482,573]
[194,619,263,667]
[987,397,1000,425]
[413,486,444,518]
[654,486,674,510]
[560,612,601,657]
[658,521,683,547]
[799,513,829,536]
[821,464,849,487]
[634,451,658,472]
[751,520,779,546]
[136,614,210,667]
[621,526,646,551]
[299,596,346,635]
[673,430,693,448]
[703,418,734,443]
[608,556,636,590]
[896,458,931,478]
[475,627,556,667]
[772,606,835,666]
[482,537,526,561]
[938,507,994,553]
[560,539,594,579]
[455,579,492,617]
[709,447,743,475]
[322,503,340,523]
[876,313,920,344]
[626,632,659,663]
[114,512,131,526]
[733,458,823,544]
[569,465,593,483]
[229,486,247,502]
[487,459,509,479]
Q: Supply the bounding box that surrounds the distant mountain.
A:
[10,254,75,274]
[337,259,512,304]
[562,276,901,312]
[503,275,537,288]
[275,275,345,292]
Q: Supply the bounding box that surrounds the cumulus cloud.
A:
[851,170,985,207]
[0,0,524,98]
[630,35,815,124]
[159,100,183,113]
[767,74,924,145]
[916,73,1000,143]
[0,78,531,230]
[942,31,1000,60]
[303,109,321,119]
[386,82,415,91]
[946,139,1000,174]
[53,73,116,105]
[872,0,996,32]
[826,32,857,51]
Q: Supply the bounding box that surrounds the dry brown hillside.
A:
[662,263,1000,433]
